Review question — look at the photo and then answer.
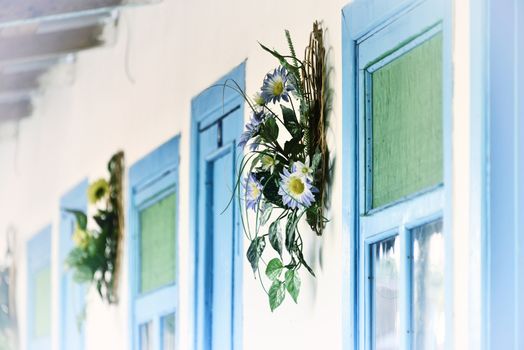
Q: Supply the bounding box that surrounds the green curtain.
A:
[371,33,443,209]
[139,193,177,294]
[34,266,50,338]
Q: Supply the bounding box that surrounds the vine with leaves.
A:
[65,151,124,304]
[233,22,331,311]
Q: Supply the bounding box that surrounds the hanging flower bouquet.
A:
[65,151,124,304]
[238,22,331,311]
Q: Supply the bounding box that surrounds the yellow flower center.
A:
[301,167,309,175]
[272,80,284,96]
[289,177,305,195]
[251,184,260,198]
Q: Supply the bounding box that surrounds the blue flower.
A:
[278,168,317,209]
[238,111,266,149]
[244,173,263,210]
[261,67,295,104]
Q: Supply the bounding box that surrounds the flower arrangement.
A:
[65,152,124,304]
[238,22,331,311]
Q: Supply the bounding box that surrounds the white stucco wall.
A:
[0,0,347,349]
[0,0,489,348]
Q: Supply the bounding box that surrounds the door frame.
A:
[127,135,181,350]
[341,1,453,349]
[58,179,88,350]
[189,61,246,350]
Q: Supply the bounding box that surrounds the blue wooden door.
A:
[193,63,244,350]
[59,180,88,350]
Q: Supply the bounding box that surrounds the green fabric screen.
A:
[139,192,177,294]
[370,33,443,209]
[34,266,51,338]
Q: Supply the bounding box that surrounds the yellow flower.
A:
[72,227,89,249]
[87,178,109,204]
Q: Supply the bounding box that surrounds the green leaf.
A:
[246,236,266,273]
[285,214,296,253]
[259,201,272,227]
[87,238,97,256]
[283,137,305,158]
[295,246,315,277]
[73,265,93,283]
[285,29,299,66]
[268,279,286,311]
[311,152,322,172]
[254,173,283,207]
[265,258,284,281]
[65,209,88,230]
[285,269,301,303]
[261,117,279,143]
[259,42,283,58]
[281,106,301,137]
[268,220,283,257]
[251,152,265,168]
[306,205,321,234]
[65,247,85,267]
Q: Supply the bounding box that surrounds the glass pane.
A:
[161,313,176,350]
[139,192,177,293]
[413,220,445,349]
[370,33,443,208]
[34,266,51,338]
[139,322,153,350]
[371,236,400,350]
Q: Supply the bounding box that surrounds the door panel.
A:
[198,116,240,350]
[208,145,235,350]
[193,63,244,350]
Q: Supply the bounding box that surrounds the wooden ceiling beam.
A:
[0,99,32,122]
[0,0,158,25]
[0,12,116,64]
[0,0,119,24]
[0,69,46,92]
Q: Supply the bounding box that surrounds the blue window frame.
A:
[129,135,180,350]
[27,225,52,350]
[190,62,244,350]
[487,0,524,347]
[59,179,88,350]
[342,1,452,349]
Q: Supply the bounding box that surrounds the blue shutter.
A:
[129,136,180,350]
[59,179,88,350]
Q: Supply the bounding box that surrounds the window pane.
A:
[139,322,153,350]
[34,266,51,338]
[161,313,176,350]
[139,192,177,293]
[370,33,443,208]
[371,236,400,350]
[413,220,445,349]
